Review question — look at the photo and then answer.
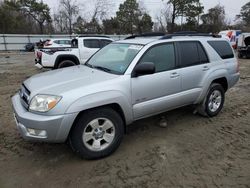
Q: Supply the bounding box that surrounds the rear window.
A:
[208,41,234,59]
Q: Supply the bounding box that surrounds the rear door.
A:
[176,41,210,103]
[80,39,100,62]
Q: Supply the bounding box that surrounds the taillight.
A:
[37,51,42,59]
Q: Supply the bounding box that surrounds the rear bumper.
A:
[229,72,240,88]
[35,58,43,69]
[12,94,78,143]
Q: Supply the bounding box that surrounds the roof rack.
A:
[125,32,166,39]
[78,35,110,38]
[160,32,221,39]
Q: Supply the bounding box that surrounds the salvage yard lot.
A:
[0,52,250,187]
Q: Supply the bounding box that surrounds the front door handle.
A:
[202,66,209,71]
[170,72,180,78]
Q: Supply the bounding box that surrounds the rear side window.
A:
[84,39,100,48]
[208,41,234,59]
[59,40,71,45]
[178,41,209,67]
[100,39,112,48]
[53,40,59,44]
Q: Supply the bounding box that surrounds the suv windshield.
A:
[86,43,143,75]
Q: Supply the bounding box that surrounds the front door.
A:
[131,43,182,119]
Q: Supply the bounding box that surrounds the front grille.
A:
[19,84,31,109]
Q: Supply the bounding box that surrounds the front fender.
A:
[65,91,133,125]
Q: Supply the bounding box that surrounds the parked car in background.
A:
[237,33,250,58]
[219,30,241,49]
[35,36,113,69]
[24,43,35,52]
[43,38,72,48]
[12,33,240,159]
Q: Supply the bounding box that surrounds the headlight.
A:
[29,95,62,112]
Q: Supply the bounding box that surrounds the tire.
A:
[197,83,225,117]
[57,60,76,69]
[69,108,124,159]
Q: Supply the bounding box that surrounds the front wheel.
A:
[69,108,124,159]
[197,83,225,117]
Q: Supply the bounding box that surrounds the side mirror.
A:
[132,62,155,77]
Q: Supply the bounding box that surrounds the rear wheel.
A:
[69,108,124,159]
[197,83,225,117]
[57,60,76,69]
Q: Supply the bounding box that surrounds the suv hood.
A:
[24,65,119,95]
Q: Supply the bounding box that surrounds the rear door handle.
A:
[170,72,180,78]
[202,66,209,71]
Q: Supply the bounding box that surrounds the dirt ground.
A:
[0,52,249,188]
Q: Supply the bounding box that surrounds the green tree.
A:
[138,13,154,34]
[185,0,203,27]
[200,5,225,33]
[166,0,203,32]
[102,17,120,34]
[0,0,37,34]
[7,0,52,34]
[116,0,153,34]
[237,2,250,26]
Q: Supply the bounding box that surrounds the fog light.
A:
[27,128,47,138]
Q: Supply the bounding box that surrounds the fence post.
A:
[3,34,7,51]
[27,35,31,43]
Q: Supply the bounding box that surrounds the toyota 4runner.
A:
[12,33,240,159]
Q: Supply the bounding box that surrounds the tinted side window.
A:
[140,43,175,73]
[208,41,234,59]
[197,43,209,63]
[178,41,200,67]
[54,40,59,44]
[64,40,71,44]
[84,39,100,48]
[59,40,71,45]
[100,39,112,48]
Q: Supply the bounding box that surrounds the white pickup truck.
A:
[35,36,114,69]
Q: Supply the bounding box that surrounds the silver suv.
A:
[12,33,240,159]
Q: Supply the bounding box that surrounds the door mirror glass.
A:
[132,62,155,77]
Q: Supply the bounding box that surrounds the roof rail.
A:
[125,32,166,39]
[160,32,222,39]
[78,35,110,38]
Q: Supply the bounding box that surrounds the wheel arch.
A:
[55,55,80,68]
[69,103,127,136]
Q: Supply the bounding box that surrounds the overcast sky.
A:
[44,0,249,23]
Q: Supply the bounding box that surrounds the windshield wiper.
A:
[84,62,93,68]
[92,65,113,73]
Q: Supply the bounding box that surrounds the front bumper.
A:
[11,94,77,143]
